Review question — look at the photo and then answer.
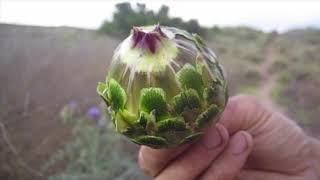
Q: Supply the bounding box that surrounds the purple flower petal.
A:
[87,106,102,120]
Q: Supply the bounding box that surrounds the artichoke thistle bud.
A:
[97,24,228,148]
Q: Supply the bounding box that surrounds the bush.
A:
[99,2,206,38]
[244,68,262,84]
[268,59,288,74]
[246,54,264,64]
[278,72,293,84]
[44,102,149,180]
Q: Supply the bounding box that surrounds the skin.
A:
[139,95,320,180]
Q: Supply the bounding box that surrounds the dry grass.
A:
[0,24,119,179]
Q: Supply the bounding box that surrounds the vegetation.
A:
[206,27,268,95]
[271,29,320,127]
[99,2,206,37]
[43,103,149,180]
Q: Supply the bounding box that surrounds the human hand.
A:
[138,95,319,180]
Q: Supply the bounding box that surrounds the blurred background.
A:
[1,1,320,179]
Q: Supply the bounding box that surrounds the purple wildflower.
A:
[87,106,102,120]
[68,100,78,110]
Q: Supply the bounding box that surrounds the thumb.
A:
[200,131,253,180]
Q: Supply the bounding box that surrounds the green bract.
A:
[97,25,228,148]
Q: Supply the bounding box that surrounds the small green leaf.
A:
[157,117,186,132]
[97,82,107,97]
[176,63,204,96]
[204,84,227,107]
[107,78,127,111]
[97,82,110,104]
[115,113,130,133]
[139,88,168,118]
[179,132,204,144]
[174,28,195,41]
[137,111,150,128]
[224,84,229,104]
[133,135,168,148]
[193,34,206,52]
[204,86,216,103]
[196,104,220,128]
[119,109,137,125]
[146,110,157,134]
[123,126,145,137]
[159,129,192,146]
[206,60,224,84]
[196,56,218,85]
[172,89,201,114]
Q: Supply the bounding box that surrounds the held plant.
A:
[97,24,228,148]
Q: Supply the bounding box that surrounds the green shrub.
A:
[246,54,263,64]
[99,3,206,38]
[44,103,149,180]
[244,68,262,84]
[269,59,288,74]
[277,71,293,84]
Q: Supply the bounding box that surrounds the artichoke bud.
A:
[97,24,228,148]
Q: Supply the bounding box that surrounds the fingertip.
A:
[201,123,229,150]
[242,131,253,150]
[156,124,231,180]
[216,123,229,141]
[229,131,253,156]
[199,131,253,180]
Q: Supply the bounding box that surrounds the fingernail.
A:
[231,132,248,155]
[201,125,223,150]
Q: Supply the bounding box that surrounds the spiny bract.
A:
[97,24,228,148]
